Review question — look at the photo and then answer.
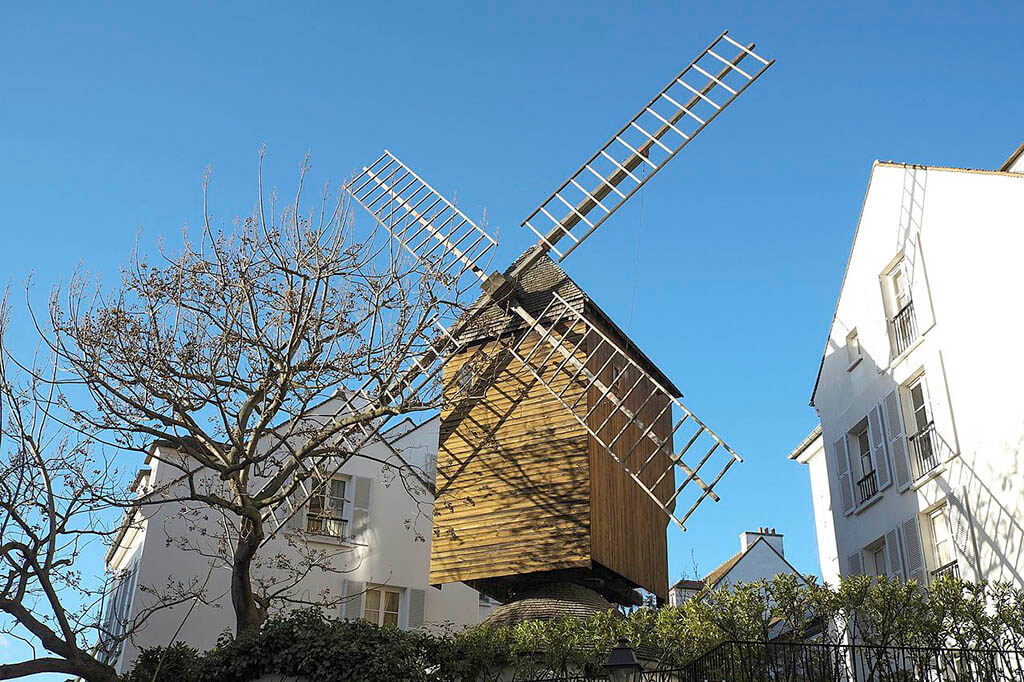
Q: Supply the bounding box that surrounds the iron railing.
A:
[909,422,939,479]
[891,301,918,356]
[932,560,961,581]
[676,640,1024,682]
[857,470,879,505]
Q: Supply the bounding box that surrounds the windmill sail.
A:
[347,150,497,292]
[520,32,772,262]
[507,291,742,531]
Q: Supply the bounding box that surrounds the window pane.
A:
[363,608,380,624]
[383,611,399,627]
[384,591,400,613]
[365,589,381,612]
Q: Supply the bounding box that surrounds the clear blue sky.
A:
[2,1,1022,673]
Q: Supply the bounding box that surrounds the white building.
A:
[668,528,803,606]
[791,144,1024,589]
[100,411,491,675]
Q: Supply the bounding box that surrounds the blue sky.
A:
[2,1,1022,674]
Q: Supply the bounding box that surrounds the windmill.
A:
[265,31,772,608]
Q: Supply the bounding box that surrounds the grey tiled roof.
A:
[457,246,681,397]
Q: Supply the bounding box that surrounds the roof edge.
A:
[787,424,823,461]
[999,142,1024,173]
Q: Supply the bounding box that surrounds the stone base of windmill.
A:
[477,581,624,628]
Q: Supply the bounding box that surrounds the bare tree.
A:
[21,150,476,636]
[0,295,206,681]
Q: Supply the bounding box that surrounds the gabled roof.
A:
[809,160,1024,406]
[460,246,682,397]
[671,535,806,594]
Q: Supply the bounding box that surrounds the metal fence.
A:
[674,640,1024,682]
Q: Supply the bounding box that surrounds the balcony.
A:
[910,421,940,479]
[857,470,878,505]
[306,514,348,538]
[891,300,919,356]
[932,560,961,581]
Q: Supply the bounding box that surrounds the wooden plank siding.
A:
[429,327,592,586]
[585,309,672,600]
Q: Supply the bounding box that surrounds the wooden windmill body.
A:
[258,32,774,612]
[431,248,680,603]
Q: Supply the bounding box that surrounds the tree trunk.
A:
[230,516,268,635]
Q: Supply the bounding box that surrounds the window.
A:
[851,421,878,504]
[891,266,910,309]
[855,424,872,475]
[307,476,350,538]
[906,374,938,477]
[885,260,918,356]
[929,507,958,579]
[364,586,401,627]
[872,545,888,577]
[455,361,477,396]
[846,329,862,368]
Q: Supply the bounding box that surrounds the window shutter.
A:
[901,516,926,584]
[351,476,372,542]
[833,436,855,515]
[883,390,911,490]
[407,588,426,630]
[906,240,935,332]
[342,580,364,620]
[868,406,890,490]
[885,528,904,580]
[847,551,864,577]
[946,487,976,579]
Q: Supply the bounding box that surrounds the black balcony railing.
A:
[910,422,940,479]
[857,470,879,505]
[676,640,1024,682]
[932,560,961,581]
[891,300,918,356]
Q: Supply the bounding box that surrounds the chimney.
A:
[740,527,784,556]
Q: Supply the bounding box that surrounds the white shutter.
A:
[342,580,364,620]
[902,516,926,584]
[407,588,426,630]
[884,390,912,490]
[885,528,904,580]
[833,436,855,515]
[906,239,935,332]
[847,551,864,577]
[946,488,976,580]
[351,476,372,542]
[868,406,890,490]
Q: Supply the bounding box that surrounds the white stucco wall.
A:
[713,538,801,590]
[106,412,488,674]
[806,160,1024,587]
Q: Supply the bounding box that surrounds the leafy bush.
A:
[123,576,1024,681]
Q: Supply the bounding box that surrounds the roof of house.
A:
[459,245,682,397]
[671,535,805,595]
[787,424,823,461]
[808,159,1024,406]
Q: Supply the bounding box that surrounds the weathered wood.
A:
[429,331,592,587]
[429,309,670,601]
[584,309,671,600]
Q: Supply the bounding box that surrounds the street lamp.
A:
[603,636,642,682]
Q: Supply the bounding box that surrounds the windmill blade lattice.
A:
[507,292,742,531]
[521,32,772,262]
[347,150,497,292]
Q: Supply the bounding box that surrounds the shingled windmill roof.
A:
[457,246,682,398]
